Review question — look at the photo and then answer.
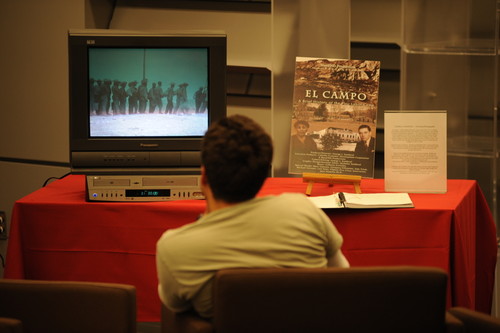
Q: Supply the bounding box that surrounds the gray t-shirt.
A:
[156,192,344,318]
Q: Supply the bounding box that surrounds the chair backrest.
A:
[0,317,23,333]
[212,266,448,333]
[0,279,136,333]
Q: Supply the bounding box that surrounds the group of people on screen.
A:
[89,78,207,116]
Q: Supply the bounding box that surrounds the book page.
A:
[307,194,343,209]
[307,192,414,209]
[384,111,447,193]
[342,192,414,208]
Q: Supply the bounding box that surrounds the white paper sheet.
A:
[384,111,447,193]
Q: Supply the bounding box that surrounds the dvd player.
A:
[86,175,204,202]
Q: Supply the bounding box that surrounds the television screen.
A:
[68,30,227,174]
[88,47,209,138]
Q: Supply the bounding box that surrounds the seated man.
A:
[156,114,349,319]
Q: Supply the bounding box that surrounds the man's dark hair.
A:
[201,114,273,203]
[293,120,310,129]
[358,124,371,132]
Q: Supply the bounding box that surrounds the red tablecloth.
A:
[4,175,497,321]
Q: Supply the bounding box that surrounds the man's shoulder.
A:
[156,221,207,262]
[370,137,376,147]
[253,192,309,205]
[158,219,201,244]
[275,192,309,201]
[260,193,317,212]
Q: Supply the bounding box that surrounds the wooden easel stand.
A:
[302,173,362,195]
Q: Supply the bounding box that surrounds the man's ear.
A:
[200,165,208,186]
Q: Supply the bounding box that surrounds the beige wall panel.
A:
[0,0,85,163]
[109,4,271,68]
[271,0,350,176]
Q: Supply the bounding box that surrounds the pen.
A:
[338,192,346,207]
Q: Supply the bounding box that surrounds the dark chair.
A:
[0,279,136,333]
[448,307,500,332]
[162,266,462,333]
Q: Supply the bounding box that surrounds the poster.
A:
[384,110,447,193]
[288,57,380,177]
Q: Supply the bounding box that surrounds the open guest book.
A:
[308,192,414,209]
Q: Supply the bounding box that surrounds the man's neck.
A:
[205,196,237,214]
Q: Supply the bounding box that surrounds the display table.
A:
[4,175,497,321]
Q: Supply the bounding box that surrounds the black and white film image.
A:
[88,48,209,137]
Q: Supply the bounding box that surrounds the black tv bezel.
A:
[68,30,227,173]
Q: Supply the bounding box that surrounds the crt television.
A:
[68,29,227,174]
